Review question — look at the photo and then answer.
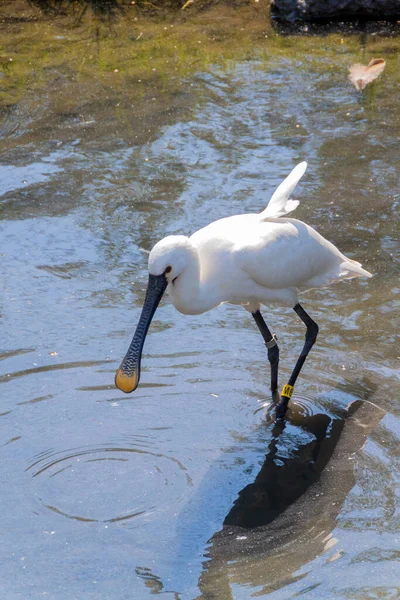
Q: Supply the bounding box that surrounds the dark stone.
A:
[271,0,400,22]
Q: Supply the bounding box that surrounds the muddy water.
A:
[0,6,399,599]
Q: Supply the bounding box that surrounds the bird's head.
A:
[115,235,191,394]
[148,235,192,284]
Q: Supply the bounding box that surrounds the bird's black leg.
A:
[252,311,279,392]
[276,303,319,419]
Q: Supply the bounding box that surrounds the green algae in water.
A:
[0,1,398,121]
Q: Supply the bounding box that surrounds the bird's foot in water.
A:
[264,389,288,423]
[275,398,289,421]
[264,396,278,423]
[274,384,294,420]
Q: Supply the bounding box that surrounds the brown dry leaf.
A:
[348,58,386,90]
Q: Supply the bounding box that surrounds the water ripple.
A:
[0,359,110,384]
[25,437,192,525]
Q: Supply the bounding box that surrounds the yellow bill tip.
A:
[115,368,138,393]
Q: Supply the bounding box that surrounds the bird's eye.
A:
[165,266,172,274]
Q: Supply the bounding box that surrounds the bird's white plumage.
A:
[148,162,371,315]
[260,160,306,218]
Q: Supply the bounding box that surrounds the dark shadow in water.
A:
[272,18,400,36]
[132,379,385,598]
[194,384,385,599]
[223,409,337,531]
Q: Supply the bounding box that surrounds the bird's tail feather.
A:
[260,161,307,219]
[299,260,372,292]
[339,259,372,280]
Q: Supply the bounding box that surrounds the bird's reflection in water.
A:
[195,390,385,600]
[223,408,337,530]
[133,383,385,599]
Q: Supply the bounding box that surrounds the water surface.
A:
[0,5,399,599]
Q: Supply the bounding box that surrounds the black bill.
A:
[115,273,167,393]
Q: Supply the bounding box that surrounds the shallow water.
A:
[0,5,399,599]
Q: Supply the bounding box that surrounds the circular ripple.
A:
[254,393,318,422]
[26,436,192,524]
[319,356,364,377]
[286,393,319,419]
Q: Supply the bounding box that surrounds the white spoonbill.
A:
[115,162,372,417]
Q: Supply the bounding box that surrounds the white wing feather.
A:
[260,161,307,219]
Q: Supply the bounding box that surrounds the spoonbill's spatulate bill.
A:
[115,162,372,417]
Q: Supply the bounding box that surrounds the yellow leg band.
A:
[281,384,294,399]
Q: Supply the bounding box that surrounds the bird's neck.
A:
[168,246,221,315]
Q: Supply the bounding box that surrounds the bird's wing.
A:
[260,161,307,219]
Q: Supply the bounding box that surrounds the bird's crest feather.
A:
[260,161,307,219]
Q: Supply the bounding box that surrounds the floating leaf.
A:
[348,58,386,90]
